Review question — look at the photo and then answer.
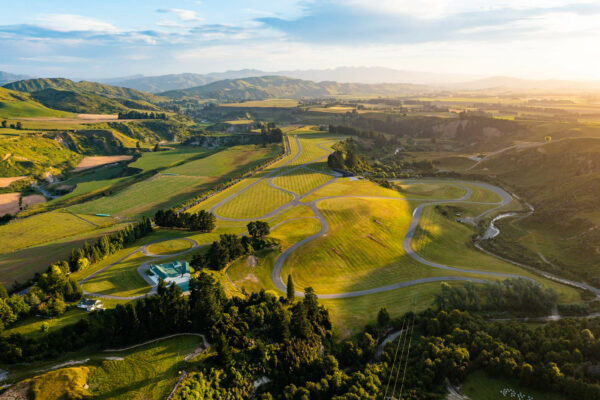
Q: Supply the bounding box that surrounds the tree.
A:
[286,274,295,302]
[1,120,6,128]
[153,143,160,152]
[247,221,270,239]
[0,283,7,299]
[136,141,141,149]
[377,307,390,327]
[15,121,22,130]
[0,298,17,329]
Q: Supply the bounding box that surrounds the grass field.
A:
[281,198,423,293]
[68,174,209,218]
[321,281,457,337]
[215,180,294,219]
[146,238,193,255]
[69,145,280,219]
[128,146,213,172]
[0,223,129,286]
[392,181,467,200]
[2,308,87,339]
[82,252,151,298]
[220,99,298,107]
[302,178,403,202]
[272,167,333,195]
[89,335,200,400]
[412,205,581,302]
[163,144,280,177]
[461,370,568,400]
[6,335,201,400]
[0,211,116,255]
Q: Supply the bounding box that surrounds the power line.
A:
[397,313,416,400]
[383,316,406,400]
[390,315,412,399]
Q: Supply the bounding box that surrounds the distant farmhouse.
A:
[77,298,103,312]
[149,260,191,291]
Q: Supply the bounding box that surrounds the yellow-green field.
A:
[145,238,193,255]
[272,167,333,195]
[82,252,151,298]
[214,180,294,219]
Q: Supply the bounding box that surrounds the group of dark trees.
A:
[0,120,22,129]
[326,138,362,172]
[259,122,284,143]
[0,263,82,332]
[329,124,397,148]
[3,273,600,399]
[192,221,272,270]
[434,279,558,314]
[118,111,168,120]
[154,209,216,231]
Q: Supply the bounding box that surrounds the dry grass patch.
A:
[73,155,133,172]
[0,176,27,188]
[0,193,45,215]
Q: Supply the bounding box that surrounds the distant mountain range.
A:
[159,75,429,102]
[0,71,33,86]
[103,67,476,93]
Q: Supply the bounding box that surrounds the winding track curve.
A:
[203,134,537,298]
[80,134,566,301]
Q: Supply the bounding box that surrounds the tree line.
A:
[118,111,168,120]
[434,278,558,315]
[154,209,216,231]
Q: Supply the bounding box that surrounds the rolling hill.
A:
[3,78,166,104]
[471,137,600,283]
[160,75,428,102]
[0,87,71,118]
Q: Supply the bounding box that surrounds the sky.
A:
[1,0,599,80]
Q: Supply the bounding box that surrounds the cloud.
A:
[258,1,600,44]
[35,14,118,33]
[157,8,203,22]
[21,55,88,63]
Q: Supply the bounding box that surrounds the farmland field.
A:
[69,144,280,219]
[0,210,116,254]
[214,179,294,219]
[272,167,333,195]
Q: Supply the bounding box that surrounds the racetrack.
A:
[80,132,585,301]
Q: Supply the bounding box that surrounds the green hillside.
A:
[0,136,81,177]
[472,137,600,283]
[160,75,426,101]
[30,88,129,114]
[0,87,71,118]
[4,78,166,104]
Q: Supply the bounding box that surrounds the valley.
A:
[1,72,600,400]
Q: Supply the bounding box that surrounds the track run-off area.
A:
[79,128,584,307]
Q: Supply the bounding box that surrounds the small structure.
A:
[77,298,103,312]
[149,260,191,290]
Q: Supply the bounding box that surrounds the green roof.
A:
[151,261,190,280]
